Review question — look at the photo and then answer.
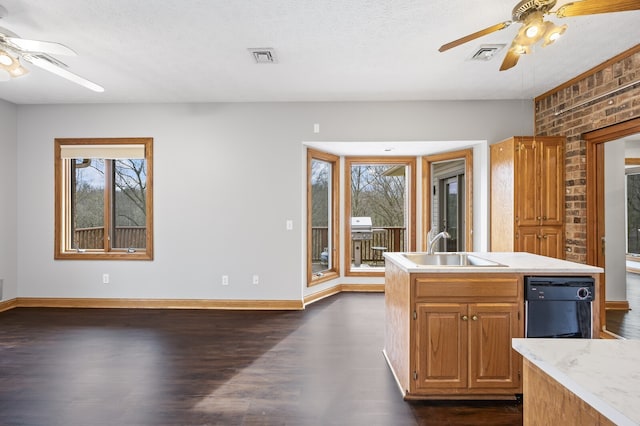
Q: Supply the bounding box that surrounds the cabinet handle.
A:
[472,315,478,321]
[543,235,548,239]
[543,216,547,220]
[537,216,541,221]
[537,234,542,239]
[461,315,469,321]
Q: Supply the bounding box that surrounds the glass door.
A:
[436,173,465,252]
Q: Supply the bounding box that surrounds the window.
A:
[345,157,416,276]
[627,169,640,255]
[307,149,339,285]
[54,138,153,260]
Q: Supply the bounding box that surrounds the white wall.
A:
[604,142,627,301]
[0,99,18,301]
[16,100,533,302]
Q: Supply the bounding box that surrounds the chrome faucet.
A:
[427,229,451,254]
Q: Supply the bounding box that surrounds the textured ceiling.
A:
[0,0,639,104]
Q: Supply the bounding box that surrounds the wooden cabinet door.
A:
[517,225,564,259]
[516,226,540,254]
[414,303,467,390]
[539,226,564,258]
[539,139,564,226]
[515,140,539,226]
[468,303,522,390]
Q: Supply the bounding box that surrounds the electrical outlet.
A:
[102,273,109,284]
[286,220,293,230]
[252,275,259,285]
[222,275,229,285]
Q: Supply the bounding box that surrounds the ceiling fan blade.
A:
[438,21,512,52]
[22,54,104,92]
[499,48,521,71]
[2,36,77,56]
[555,0,640,18]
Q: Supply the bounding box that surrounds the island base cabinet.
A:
[469,303,522,390]
[415,303,468,390]
[523,360,615,425]
[383,254,603,401]
[414,301,522,395]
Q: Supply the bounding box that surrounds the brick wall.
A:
[534,45,640,264]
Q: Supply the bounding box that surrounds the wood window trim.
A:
[586,118,640,266]
[307,149,340,286]
[422,149,473,252]
[585,117,640,334]
[344,156,416,277]
[54,137,154,260]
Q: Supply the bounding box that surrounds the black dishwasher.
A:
[525,276,594,338]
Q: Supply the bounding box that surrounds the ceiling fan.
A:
[438,0,640,71]
[0,5,103,92]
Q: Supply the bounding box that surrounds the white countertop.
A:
[384,251,603,274]
[513,338,640,426]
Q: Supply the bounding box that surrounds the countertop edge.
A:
[384,252,604,274]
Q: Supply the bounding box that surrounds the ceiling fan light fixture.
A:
[0,48,28,78]
[522,11,545,39]
[10,64,27,76]
[439,0,640,72]
[525,24,540,38]
[542,22,567,47]
[0,50,13,66]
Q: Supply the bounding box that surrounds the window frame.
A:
[423,149,473,252]
[307,149,340,286]
[54,137,154,260]
[625,157,640,255]
[344,156,416,277]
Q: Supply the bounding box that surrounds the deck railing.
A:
[311,226,406,263]
[74,226,146,249]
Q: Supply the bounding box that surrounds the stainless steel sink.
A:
[401,253,504,267]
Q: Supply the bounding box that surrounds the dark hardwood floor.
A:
[0,293,522,426]
[606,272,640,339]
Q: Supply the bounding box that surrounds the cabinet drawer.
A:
[414,275,520,300]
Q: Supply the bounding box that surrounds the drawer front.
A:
[414,275,520,300]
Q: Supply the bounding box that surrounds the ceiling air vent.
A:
[248,48,277,64]
[469,44,506,61]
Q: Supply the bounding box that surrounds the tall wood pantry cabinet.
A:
[490,136,565,258]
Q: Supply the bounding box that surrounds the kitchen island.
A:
[383,251,603,400]
[513,338,638,425]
